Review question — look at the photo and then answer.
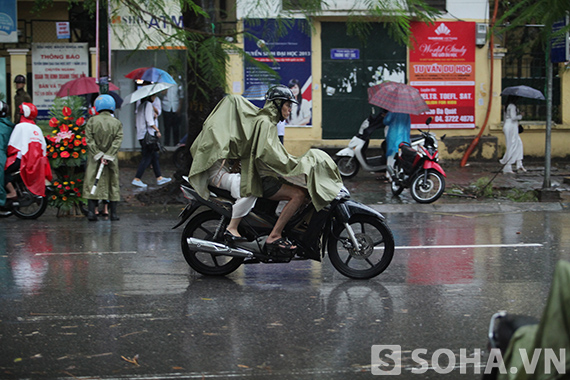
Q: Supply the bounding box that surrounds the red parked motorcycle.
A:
[388,117,447,204]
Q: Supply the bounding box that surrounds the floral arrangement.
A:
[50,175,84,212]
[46,97,88,168]
[46,96,88,214]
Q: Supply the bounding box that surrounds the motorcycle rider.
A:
[5,102,52,200]
[188,85,343,254]
[0,100,16,208]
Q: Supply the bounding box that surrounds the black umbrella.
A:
[500,85,545,100]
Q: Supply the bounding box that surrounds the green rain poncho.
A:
[188,95,343,211]
[498,260,570,380]
[82,111,123,201]
[0,117,15,206]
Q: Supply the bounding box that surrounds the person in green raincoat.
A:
[188,85,343,253]
[83,94,123,221]
[0,100,15,208]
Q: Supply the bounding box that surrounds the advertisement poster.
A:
[31,43,89,120]
[244,19,312,127]
[0,0,17,43]
[409,21,476,129]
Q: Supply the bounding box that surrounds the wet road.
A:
[1,201,569,379]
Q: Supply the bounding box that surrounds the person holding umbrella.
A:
[383,111,411,173]
[83,95,123,221]
[499,95,525,174]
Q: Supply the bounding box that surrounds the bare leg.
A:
[226,218,242,237]
[266,184,307,245]
[5,183,17,198]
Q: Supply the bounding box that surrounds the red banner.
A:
[409,22,476,129]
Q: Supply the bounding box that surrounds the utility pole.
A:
[96,0,110,94]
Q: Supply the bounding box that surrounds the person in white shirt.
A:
[161,68,183,146]
[132,94,171,188]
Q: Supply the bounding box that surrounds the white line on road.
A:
[18,313,168,322]
[395,243,543,249]
[34,251,137,256]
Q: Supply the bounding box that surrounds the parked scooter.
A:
[389,117,447,203]
[0,171,49,219]
[173,177,395,279]
[335,111,423,179]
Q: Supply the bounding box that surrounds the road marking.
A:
[17,313,168,322]
[34,251,137,256]
[395,243,543,249]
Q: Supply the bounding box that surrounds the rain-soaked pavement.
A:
[2,162,570,379]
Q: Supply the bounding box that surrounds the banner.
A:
[31,43,89,120]
[110,0,184,50]
[409,22,476,129]
[0,0,18,43]
[244,19,312,127]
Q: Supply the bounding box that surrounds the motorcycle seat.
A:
[208,185,236,202]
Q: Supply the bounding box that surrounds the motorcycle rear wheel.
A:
[13,192,48,219]
[390,179,404,196]
[181,211,244,276]
[336,157,360,179]
[410,169,446,204]
[328,215,395,279]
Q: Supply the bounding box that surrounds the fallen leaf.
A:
[172,366,184,370]
[238,364,249,369]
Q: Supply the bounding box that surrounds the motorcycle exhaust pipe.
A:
[186,237,255,258]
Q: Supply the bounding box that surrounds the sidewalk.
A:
[116,154,570,212]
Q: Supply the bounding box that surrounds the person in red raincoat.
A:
[5,103,52,198]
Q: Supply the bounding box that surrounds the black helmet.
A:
[0,100,8,118]
[265,85,298,104]
[14,74,26,84]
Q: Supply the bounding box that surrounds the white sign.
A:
[31,43,89,119]
[56,22,70,39]
[110,0,184,50]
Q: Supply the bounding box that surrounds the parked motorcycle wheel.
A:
[13,192,48,219]
[328,215,394,279]
[172,145,191,171]
[410,169,446,204]
[336,157,360,179]
[181,211,244,276]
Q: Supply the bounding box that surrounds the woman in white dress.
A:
[499,96,526,173]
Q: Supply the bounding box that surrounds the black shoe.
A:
[87,200,98,221]
[223,230,248,243]
[110,201,120,221]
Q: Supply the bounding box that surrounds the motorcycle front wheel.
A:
[13,192,48,219]
[410,169,446,204]
[336,157,360,179]
[328,215,395,279]
[181,211,244,276]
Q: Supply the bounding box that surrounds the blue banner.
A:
[0,0,18,43]
[551,16,569,63]
[244,19,312,127]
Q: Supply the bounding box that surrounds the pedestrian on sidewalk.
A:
[499,96,526,174]
[132,94,171,188]
[83,95,123,221]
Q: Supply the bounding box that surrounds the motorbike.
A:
[335,112,424,179]
[173,177,395,279]
[0,170,49,219]
[388,117,447,204]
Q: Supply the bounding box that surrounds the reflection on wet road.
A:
[1,206,569,379]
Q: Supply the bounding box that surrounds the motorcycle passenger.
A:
[188,85,343,254]
[0,101,15,208]
[5,102,52,199]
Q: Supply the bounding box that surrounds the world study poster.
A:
[409,22,476,129]
[243,19,312,127]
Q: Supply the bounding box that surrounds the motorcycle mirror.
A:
[425,117,433,125]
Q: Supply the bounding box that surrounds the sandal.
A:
[265,237,297,254]
[223,230,248,243]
